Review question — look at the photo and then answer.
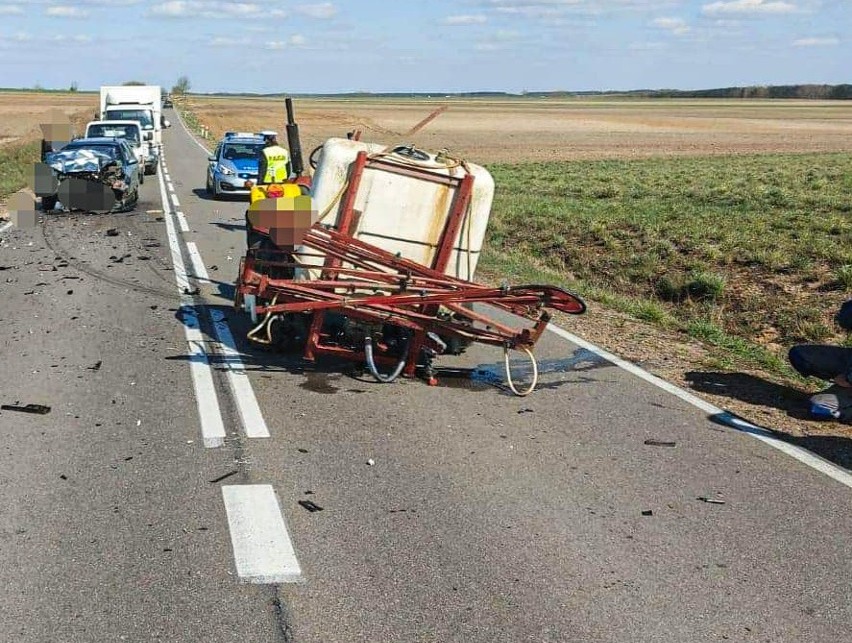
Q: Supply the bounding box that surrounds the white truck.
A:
[99,85,170,175]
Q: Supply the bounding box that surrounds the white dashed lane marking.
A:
[222,485,302,584]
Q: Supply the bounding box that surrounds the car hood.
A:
[222,159,258,173]
[46,149,116,174]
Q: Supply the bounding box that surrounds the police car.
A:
[205,131,266,199]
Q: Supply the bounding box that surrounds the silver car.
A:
[206,133,265,199]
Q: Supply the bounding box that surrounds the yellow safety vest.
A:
[261,145,290,183]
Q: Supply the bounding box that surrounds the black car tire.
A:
[41,195,58,212]
[139,169,144,185]
[206,175,213,195]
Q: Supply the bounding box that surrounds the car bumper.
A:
[216,173,257,194]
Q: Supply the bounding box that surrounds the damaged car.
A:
[39,137,141,213]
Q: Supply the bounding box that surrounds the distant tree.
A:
[123,80,147,86]
[172,75,191,96]
[69,81,78,92]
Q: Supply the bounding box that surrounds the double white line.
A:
[157,153,302,583]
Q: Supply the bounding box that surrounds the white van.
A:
[85,120,157,179]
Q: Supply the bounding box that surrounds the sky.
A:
[0,0,848,93]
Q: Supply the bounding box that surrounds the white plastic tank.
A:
[302,138,495,282]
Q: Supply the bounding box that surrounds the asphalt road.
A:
[0,111,850,642]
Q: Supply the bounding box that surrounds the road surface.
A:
[0,111,850,642]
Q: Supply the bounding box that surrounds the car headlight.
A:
[217,163,235,176]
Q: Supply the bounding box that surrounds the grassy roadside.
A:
[481,153,852,379]
[0,140,40,200]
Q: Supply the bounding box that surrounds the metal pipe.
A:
[364,336,408,383]
[285,97,304,177]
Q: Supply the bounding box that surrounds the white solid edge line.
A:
[172,193,181,208]
[185,242,210,282]
[546,323,852,490]
[222,485,302,583]
[158,165,226,448]
[167,181,175,192]
[176,211,190,233]
[173,105,212,155]
[210,309,271,439]
[0,220,13,234]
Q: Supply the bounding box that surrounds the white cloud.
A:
[442,14,487,26]
[149,1,261,18]
[46,5,89,17]
[265,34,309,50]
[0,5,23,14]
[150,0,193,16]
[652,17,690,35]
[701,0,797,16]
[296,3,337,19]
[793,36,839,47]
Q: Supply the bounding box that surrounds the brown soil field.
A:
[185,96,852,162]
[0,91,98,147]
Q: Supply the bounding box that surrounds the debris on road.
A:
[697,497,726,505]
[209,470,239,484]
[88,360,103,371]
[518,408,534,414]
[367,458,375,466]
[1,403,52,415]
[298,500,324,513]
[641,510,654,516]
[106,228,119,237]
[644,439,677,447]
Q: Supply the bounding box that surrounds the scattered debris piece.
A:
[209,265,218,271]
[183,287,200,296]
[367,458,375,466]
[209,470,239,484]
[298,500,324,513]
[66,289,74,295]
[518,408,534,414]
[304,490,314,495]
[1,403,51,415]
[697,497,726,505]
[641,510,654,516]
[60,474,68,480]
[0,266,12,271]
[106,228,119,237]
[88,361,102,371]
[136,419,141,426]
[297,448,309,454]
[644,439,676,447]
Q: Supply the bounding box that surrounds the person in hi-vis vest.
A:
[257,131,290,184]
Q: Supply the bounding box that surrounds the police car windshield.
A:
[107,110,154,129]
[87,124,140,143]
[222,143,263,162]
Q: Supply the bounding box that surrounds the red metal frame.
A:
[236,152,586,383]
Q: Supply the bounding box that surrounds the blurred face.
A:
[247,194,315,248]
[40,108,74,148]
